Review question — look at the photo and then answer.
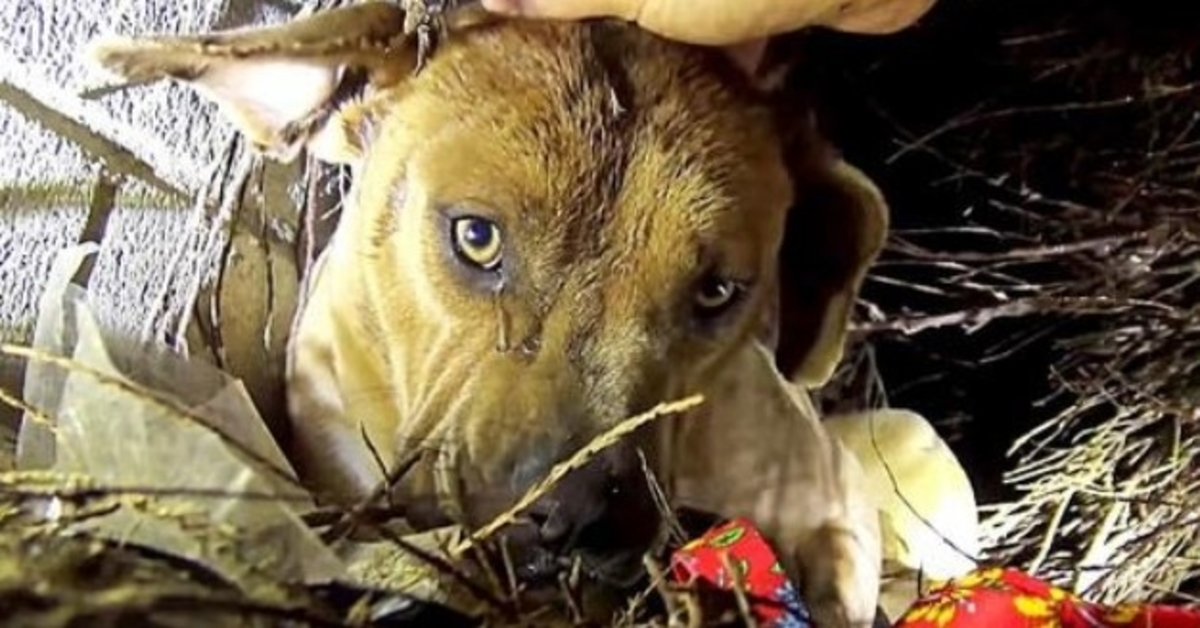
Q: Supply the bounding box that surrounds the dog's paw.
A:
[795,522,881,628]
[805,567,878,628]
[806,595,877,628]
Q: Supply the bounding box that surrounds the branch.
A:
[0,79,185,199]
[853,296,1174,336]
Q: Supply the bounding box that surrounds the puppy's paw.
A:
[807,598,876,628]
[796,522,880,628]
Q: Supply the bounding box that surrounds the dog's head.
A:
[88,2,887,589]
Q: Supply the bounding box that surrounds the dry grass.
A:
[0,341,721,627]
[5,0,1200,623]
[802,0,1200,605]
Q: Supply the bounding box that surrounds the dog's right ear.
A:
[773,154,889,390]
[85,2,494,165]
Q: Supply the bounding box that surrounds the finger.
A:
[823,0,938,34]
[480,0,643,21]
[635,0,783,45]
[482,0,792,46]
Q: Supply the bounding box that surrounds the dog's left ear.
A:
[773,155,888,389]
[83,2,495,165]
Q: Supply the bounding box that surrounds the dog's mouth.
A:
[522,547,648,586]
[480,440,666,596]
[494,498,663,588]
[582,547,654,588]
[502,536,653,602]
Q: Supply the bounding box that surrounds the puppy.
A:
[87,2,890,625]
[824,408,981,621]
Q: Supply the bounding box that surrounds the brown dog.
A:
[87,2,890,625]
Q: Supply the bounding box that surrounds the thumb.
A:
[481,0,644,21]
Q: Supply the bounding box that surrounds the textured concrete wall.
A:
[1,0,311,460]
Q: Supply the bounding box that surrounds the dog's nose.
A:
[505,444,661,587]
[527,500,577,550]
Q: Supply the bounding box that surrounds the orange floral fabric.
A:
[898,567,1200,628]
[671,518,1200,628]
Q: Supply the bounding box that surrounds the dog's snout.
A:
[527,493,594,551]
[503,444,661,587]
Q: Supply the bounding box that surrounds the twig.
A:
[318,449,424,543]
[372,524,510,616]
[639,449,686,546]
[853,296,1170,335]
[0,481,313,506]
[1027,489,1073,577]
[643,556,684,625]
[0,79,185,198]
[890,96,1143,164]
[558,564,586,625]
[718,551,757,628]
[0,384,56,430]
[890,232,1148,263]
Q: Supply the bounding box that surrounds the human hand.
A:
[481,0,937,71]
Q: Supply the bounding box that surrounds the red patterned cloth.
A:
[670,517,812,627]
[669,518,1200,628]
[898,567,1200,628]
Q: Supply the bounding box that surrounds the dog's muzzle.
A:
[498,441,663,590]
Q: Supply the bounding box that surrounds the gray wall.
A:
[1,0,316,466]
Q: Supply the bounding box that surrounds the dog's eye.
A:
[694,274,741,316]
[451,216,503,270]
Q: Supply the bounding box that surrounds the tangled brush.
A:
[803,0,1200,605]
